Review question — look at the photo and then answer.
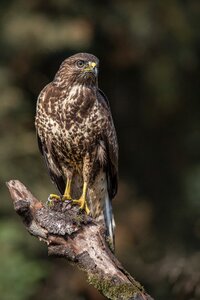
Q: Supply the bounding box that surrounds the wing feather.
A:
[97,89,118,199]
[36,83,66,195]
[36,133,65,195]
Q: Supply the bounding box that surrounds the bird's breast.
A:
[62,111,104,152]
[37,84,107,165]
[59,90,105,152]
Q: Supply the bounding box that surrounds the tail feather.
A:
[104,191,115,252]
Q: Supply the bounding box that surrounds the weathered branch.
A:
[6,180,154,300]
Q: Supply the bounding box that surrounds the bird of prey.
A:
[35,53,118,250]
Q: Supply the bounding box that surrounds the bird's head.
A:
[54,53,99,87]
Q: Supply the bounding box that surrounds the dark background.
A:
[0,1,200,299]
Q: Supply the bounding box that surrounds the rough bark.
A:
[6,179,154,300]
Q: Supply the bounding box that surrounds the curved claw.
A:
[72,197,90,215]
[47,197,54,207]
[47,194,61,206]
[84,203,90,215]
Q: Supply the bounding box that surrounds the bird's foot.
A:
[47,194,61,206]
[72,197,90,215]
[62,194,72,201]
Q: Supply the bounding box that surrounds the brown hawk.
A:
[35,53,118,250]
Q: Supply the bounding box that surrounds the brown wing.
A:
[36,133,65,195]
[35,84,65,195]
[98,89,118,199]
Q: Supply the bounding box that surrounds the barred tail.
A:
[104,190,115,252]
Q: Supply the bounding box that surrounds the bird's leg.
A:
[72,182,90,215]
[62,178,72,201]
[72,155,91,214]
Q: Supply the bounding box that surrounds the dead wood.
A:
[6,179,154,300]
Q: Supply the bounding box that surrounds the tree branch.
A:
[6,180,154,300]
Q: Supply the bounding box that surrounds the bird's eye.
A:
[76,60,85,68]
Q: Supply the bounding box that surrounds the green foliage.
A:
[0,221,47,300]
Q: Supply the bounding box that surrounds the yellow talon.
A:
[72,197,90,215]
[49,194,61,200]
[47,193,61,207]
[72,182,90,215]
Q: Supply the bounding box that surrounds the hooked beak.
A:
[84,61,98,76]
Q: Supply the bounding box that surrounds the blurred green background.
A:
[1,0,200,299]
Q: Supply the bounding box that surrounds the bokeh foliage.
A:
[0,0,200,299]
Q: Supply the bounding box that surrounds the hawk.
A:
[35,53,118,250]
